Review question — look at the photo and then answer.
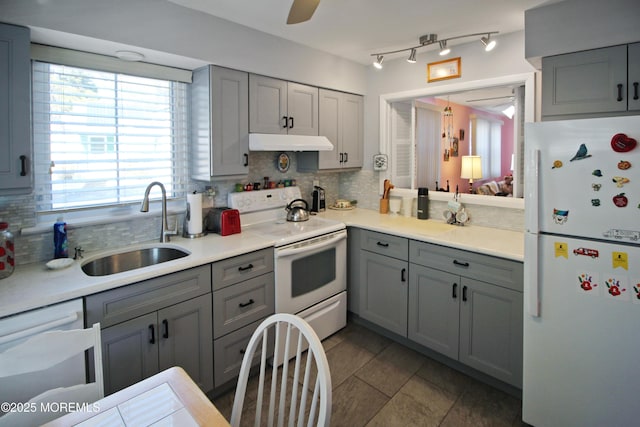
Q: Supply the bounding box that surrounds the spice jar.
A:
[0,222,15,279]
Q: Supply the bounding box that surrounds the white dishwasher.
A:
[0,299,86,411]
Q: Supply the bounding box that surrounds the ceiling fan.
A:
[287,0,320,24]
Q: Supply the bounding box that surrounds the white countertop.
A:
[0,232,273,319]
[0,208,523,319]
[317,208,524,262]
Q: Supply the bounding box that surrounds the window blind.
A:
[32,61,189,212]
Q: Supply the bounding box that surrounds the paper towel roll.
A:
[186,192,203,235]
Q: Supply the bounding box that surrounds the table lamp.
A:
[461,155,482,193]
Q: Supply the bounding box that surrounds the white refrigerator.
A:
[523,116,640,427]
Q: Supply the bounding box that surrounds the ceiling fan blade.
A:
[287,0,320,24]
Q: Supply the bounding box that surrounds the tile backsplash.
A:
[0,155,523,266]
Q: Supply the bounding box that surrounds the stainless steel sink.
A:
[81,246,190,276]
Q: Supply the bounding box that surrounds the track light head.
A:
[407,49,417,64]
[438,41,450,56]
[373,55,384,69]
[480,35,496,51]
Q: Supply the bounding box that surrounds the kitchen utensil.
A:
[379,198,389,214]
[285,199,310,222]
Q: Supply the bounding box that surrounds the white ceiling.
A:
[167,0,551,65]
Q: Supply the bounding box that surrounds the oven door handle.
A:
[276,232,346,258]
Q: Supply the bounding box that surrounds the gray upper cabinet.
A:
[249,74,318,136]
[628,43,640,112]
[298,89,364,171]
[191,65,249,179]
[542,44,638,119]
[0,23,32,195]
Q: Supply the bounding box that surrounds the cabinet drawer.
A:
[213,272,275,338]
[212,248,274,291]
[360,229,408,261]
[409,241,523,292]
[86,265,212,328]
[213,318,273,387]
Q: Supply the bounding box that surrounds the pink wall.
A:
[421,98,514,193]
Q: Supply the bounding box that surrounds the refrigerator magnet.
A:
[612,252,629,270]
[612,176,630,188]
[612,193,628,207]
[611,133,637,153]
[591,199,601,207]
[577,272,600,295]
[552,160,563,169]
[617,160,632,170]
[632,282,640,304]
[592,169,603,177]
[569,143,592,161]
[591,183,601,191]
[554,242,569,258]
[552,209,569,224]
[604,276,629,301]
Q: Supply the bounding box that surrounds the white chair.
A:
[230,313,331,427]
[0,323,103,427]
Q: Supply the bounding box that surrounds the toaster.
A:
[206,208,241,236]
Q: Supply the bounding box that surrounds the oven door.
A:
[274,229,347,314]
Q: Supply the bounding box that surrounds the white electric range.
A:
[228,187,347,342]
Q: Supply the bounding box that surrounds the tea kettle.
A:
[285,199,310,222]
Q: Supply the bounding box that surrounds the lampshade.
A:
[460,156,483,180]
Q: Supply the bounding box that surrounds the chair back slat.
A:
[230,314,332,427]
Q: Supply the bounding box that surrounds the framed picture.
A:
[427,57,461,82]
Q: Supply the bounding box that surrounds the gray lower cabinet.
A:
[409,240,523,388]
[212,248,275,388]
[85,265,213,395]
[358,230,408,336]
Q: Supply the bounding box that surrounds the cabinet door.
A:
[287,82,318,136]
[317,89,342,169]
[340,93,364,168]
[628,43,640,112]
[249,75,287,134]
[0,24,31,195]
[158,294,213,392]
[101,313,159,395]
[542,45,628,118]
[211,66,249,176]
[459,278,523,388]
[359,250,408,336]
[408,265,459,360]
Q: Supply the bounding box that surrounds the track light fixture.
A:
[373,55,384,69]
[371,31,498,69]
[480,34,496,51]
[438,41,450,56]
[407,48,417,63]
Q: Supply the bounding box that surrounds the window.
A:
[32,61,188,212]
[470,114,502,179]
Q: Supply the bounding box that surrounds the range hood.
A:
[249,133,334,152]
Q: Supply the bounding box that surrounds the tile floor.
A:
[212,320,527,426]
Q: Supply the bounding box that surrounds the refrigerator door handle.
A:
[525,149,540,233]
[524,232,540,317]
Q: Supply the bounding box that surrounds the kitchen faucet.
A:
[140,181,177,243]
